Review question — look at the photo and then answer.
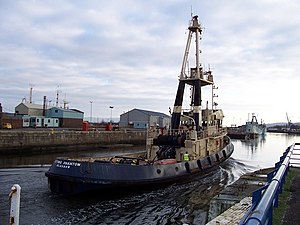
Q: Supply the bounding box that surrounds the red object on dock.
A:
[105,124,113,131]
[82,121,90,131]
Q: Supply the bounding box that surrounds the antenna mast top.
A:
[180,15,203,80]
[29,84,34,104]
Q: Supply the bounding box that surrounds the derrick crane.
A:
[286,112,293,130]
[171,15,213,132]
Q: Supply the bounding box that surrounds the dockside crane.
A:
[286,112,293,130]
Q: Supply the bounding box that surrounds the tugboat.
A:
[45,15,234,195]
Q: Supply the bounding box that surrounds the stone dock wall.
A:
[0,130,147,154]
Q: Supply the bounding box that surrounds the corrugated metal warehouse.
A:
[15,103,44,116]
[119,108,170,129]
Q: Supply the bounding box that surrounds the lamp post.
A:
[90,101,93,123]
[109,106,114,123]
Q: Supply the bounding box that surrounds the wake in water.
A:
[47,158,253,225]
[220,158,259,186]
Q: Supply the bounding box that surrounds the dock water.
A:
[2,133,300,224]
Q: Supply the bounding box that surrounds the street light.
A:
[90,101,93,122]
[109,106,114,123]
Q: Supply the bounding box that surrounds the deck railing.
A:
[147,126,227,140]
[239,143,300,225]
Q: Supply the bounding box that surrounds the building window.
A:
[55,110,58,113]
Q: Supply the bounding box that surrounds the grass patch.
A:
[273,167,300,225]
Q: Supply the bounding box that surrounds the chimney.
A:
[43,96,46,116]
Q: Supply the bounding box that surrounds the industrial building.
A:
[14,102,84,129]
[22,116,60,128]
[46,107,84,128]
[15,102,44,116]
[119,108,170,129]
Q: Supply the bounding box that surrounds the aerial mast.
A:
[56,85,61,107]
[29,84,34,104]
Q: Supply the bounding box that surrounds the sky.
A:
[1,0,300,125]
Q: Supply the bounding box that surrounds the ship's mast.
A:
[180,16,202,79]
[171,15,213,132]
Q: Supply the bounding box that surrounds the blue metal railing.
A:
[239,143,299,225]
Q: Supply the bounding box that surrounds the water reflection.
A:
[236,136,267,162]
[0,146,145,168]
[240,135,266,152]
[231,132,300,169]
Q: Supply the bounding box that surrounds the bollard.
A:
[9,184,21,225]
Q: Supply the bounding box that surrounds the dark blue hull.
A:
[45,142,234,195]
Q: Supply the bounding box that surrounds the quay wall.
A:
[0,130,147,154]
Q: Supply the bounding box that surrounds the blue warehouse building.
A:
[46,107,84,128]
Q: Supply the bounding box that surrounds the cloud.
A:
[1,0,300,124]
